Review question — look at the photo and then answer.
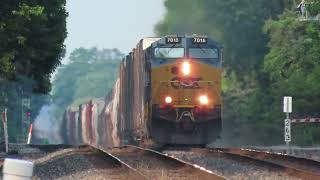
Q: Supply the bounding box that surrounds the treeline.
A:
[155,0,320,145]
[0,0,67,142]
[51,48,124,120]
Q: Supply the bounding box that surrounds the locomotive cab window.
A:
[154,47,184,59]
[188,48,219,59]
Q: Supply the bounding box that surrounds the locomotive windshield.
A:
[188,48,218,59]
[154,47,184,58]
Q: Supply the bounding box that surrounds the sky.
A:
[64,0,165,61]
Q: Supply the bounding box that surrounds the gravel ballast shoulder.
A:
[31,147,133,180]
[1,146,134,180]
[164,150,302,180]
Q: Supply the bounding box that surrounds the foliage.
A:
[52,47,123,119]
[306,0,320,16]
[156,0,292,74]
[262,11,320,145]
[155,0,320,145]
[0,79,50,142]
[0,0,67,142]
[0,0,67,93]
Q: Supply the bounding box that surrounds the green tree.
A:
[155,0,320,145]
[156,0,292,73]
[52,47,123,120]
[304,0,320,16]
[0,1,67,93]
[262,11,320,145]
[0,0,67,142]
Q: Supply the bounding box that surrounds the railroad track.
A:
[106,145,225,180]
[86,146,149,180]
[163,147,320,180]
[2,144,319,179]
[2,144,149,179]
[218,148,320,178]
[0,144,224,179]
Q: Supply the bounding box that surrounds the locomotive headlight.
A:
[199,95,209,105]
[182,61,191,76]
[165,96,173,104]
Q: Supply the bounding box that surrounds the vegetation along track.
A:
[107,145,225,180]
[163,147,320,180]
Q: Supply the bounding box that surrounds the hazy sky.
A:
[65,0,165,59]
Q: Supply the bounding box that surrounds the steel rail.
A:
[164,147,320,180]
[88,145,149,180]
[218,148,320,176]
[111,145,226,180]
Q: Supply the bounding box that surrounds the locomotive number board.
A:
[166,37,181,44]
[192,37,207,44]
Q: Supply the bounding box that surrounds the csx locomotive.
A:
[61,35,223,148]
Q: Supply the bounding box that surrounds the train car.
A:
[62,35,223,147]
[61,107,78,145]
[91,99,105,147]
[98,79,122,148]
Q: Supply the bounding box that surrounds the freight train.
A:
[61,35,223,148]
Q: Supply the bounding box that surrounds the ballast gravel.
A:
[32,147,133,180]
[0,146,133,180]
[164,150,301,180]
[1,145,314,179]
